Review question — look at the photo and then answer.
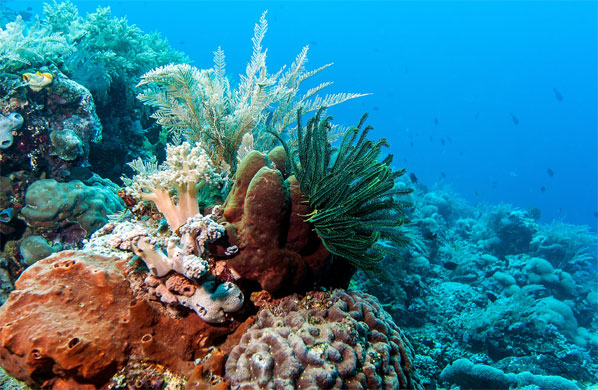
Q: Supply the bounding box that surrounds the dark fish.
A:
[540,186,546,192]
[434,117,438,125]
[440,172,446,179]
[547,168,554,177]
[410,141,414,147]
[373,106,380,111]
[27,7,33,11]
[409,172,418,184]
[69,166,93,181]
[487,292,498,303]
[553,88,563,102]
[511,113,519,125]
[594,211,597,218]
[443,261,458,271]
[441,138,446,146]
[18,10,33,21]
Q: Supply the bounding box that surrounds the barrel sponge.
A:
[225,290,423,390]
[19,179,123,234]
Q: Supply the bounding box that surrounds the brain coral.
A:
[225,290,422,390]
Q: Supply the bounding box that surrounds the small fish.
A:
[434,117,438,125]
[594,211,597,218]
[487,292,498,303]
[440,172,446,179]
[441,138,446,146]
[443,261,458,271]
[429,136,433,142]
[511,113,519,125]
[474,112,479,120]
[69,166,93,181]
[509,171,517,177]
[18,10,33,21]
[410,141,414,147]
[373,106,380,111]
[540,186,546,192]
[553,88,563,102]
[547,168,554,177]
[409,172,418,184]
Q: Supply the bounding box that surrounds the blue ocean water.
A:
[11,0,597,230]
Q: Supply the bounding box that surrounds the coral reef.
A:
[226,290,422,390]
[352,189,598,388]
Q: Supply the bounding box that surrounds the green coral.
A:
[271,108,413,274]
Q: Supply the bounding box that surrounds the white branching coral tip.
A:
[123,142,222,231]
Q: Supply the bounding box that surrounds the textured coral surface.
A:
[226,290,423,390]
[0,251,234,388]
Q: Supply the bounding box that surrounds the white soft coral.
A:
[123,142,222,230]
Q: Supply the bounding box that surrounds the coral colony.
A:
[0,3,595,390]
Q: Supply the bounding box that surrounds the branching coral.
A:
[271,108,413,274]
[122,142,222,231]
[136,11,367,174]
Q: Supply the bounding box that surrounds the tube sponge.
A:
[0,113,23,149]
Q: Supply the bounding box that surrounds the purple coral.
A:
[225,290,422,390]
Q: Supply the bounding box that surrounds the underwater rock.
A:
[226,290,423,390]
[0,251,236,388]
[220,150,331,294]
